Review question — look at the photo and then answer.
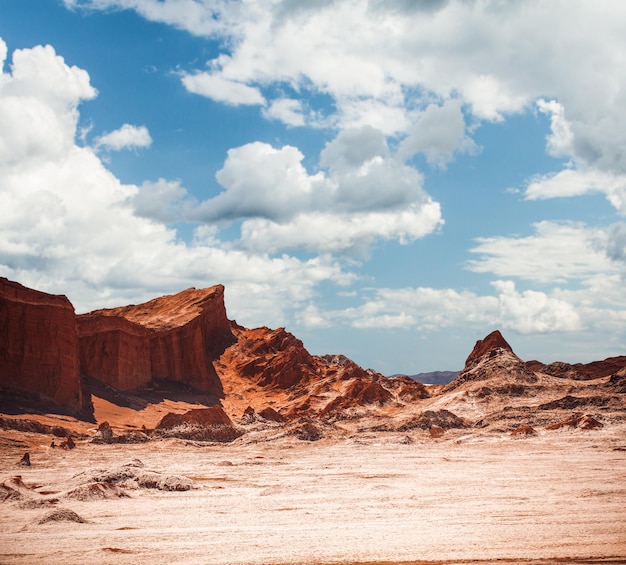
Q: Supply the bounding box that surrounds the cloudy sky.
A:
[2,1,626,374]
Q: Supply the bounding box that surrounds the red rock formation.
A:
[546,414,603,430]
[443,329,537,393]
[223,326,320,390]
[78,286,234,395]
[526,356,626,380]
[465,329,513,366]
[155,406,241,442]
[258,407,286,423]
[385,376,430,402]
[156,406,233,429]
[575,356,626,379]
[0,278,82,409]
[321,379,393,415]
[510,425,537,437]
[77,315,151,391]
[398,409,468,431]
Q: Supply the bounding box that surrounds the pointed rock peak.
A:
[465,330,513,366]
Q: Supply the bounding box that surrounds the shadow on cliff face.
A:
[82,376,222,413]
[0,376,222,424]
[0,383,96,422]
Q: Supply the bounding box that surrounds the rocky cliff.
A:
[77,315,151,391]
[3,277,624,436]
[78,286,234,396]
[0,278,82,409]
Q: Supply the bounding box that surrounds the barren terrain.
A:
[2,281,626,564]
[1,419,625,565]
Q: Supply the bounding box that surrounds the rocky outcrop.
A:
[546,414,603,430]
[443,329,537,393]
[464,329,513,367]
[385,376,430,402]
[575,356,626,379]
[258,407,286,423]
[0,416,76,438]
[0,278,82,409]
[78,286,235,395]
[154,406,241,442]
[398,409,468,431]
[510,425,537,437]
[321,379,393,415]
[231,327,320,390]
[528,356,626,380]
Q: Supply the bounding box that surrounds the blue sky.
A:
[2,1,626,374]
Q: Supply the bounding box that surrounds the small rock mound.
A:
[258,407,287,423]
[18,452,31,467]
[1,476,34,502]
[155,406,241,442]
[510,425,537,437]
[70,459,194,493]
[239,406,258,425]
[134,472,194,491]
[398,409,468,431]
[92,421,114,443]
[547,414,603,431]
[60,437,76,449]
[38,508,86,525]
[291,421,323,441]
[66,482,129,501]
[91,421,150,444]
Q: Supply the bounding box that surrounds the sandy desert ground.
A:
[1,423,626,565]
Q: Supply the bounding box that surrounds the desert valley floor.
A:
[1,419,626,565]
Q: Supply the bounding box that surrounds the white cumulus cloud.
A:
[181,72,265,106]
[398,99,479,166]
[0,37,350,327]
[94,123,152,151]
[466,221,619,284]
[261,98,305,126]
[325,281,581,335]
[525,168,626,216]
[66,1,626,179]
[0,39,96,168]
[193,126,442,255]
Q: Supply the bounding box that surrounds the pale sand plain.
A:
[1,425,626,565]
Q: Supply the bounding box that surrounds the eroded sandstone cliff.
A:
[0,278,82,409]
[78,286,234,396]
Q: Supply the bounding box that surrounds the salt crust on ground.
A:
[1,427,625,565]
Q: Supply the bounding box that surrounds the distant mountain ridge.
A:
[391,371,459,385]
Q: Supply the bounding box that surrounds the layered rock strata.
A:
[0,278,82,409]
[78,286,234,395]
